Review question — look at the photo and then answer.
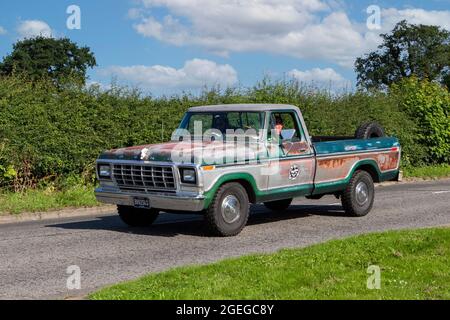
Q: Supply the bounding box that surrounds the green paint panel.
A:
[202,173,259,209]
[202,172,313,209]
[314,137,399,155]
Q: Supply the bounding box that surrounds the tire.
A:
[205,182,250,237]
[117,205,160,227]
[264,198,293,211]
[341,170,375,217]
[355,122,385,139]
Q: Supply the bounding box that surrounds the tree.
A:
[0,36,96,85]
[391,77,450,164]
[355,21,450,90]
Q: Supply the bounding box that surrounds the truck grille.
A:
[113,164,176,192]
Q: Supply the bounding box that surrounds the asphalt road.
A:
[0,179,449,300]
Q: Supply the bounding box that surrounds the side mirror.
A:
[279,129,297,155]
[280,129,296,142]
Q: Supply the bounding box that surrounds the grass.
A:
[0,185,99,215]
[403,165,450,179]
[90,228,450,300]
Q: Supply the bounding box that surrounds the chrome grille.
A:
[113,164,176,192]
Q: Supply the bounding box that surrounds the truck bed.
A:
[313,137,400,156]
[311,136,355,143]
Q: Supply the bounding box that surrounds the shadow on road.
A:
[46,204,345,237]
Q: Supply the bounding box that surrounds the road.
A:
[0,179,449,300]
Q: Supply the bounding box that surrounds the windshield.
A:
[177,112,265,137]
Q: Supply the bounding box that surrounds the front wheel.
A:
[117,205,160,227]
[341,170,375,217]
[205,182,250,237]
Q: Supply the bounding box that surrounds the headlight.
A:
[98,164,111,179]
[180,168,197,184]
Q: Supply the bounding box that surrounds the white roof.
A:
[188,104,300,113]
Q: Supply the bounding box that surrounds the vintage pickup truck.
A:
[96,104,401,236]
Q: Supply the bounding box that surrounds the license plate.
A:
[133,197,151,209]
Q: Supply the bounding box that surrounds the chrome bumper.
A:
[95,188,205,212]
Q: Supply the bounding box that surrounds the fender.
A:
[312,159,383,195]
[203,172,259,209]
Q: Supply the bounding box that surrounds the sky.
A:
[0,0,449,95]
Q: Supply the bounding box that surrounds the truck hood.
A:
[99,142,180,162]
[98,141,268,164]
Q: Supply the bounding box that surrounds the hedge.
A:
[0,75,448,191]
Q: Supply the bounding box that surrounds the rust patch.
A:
[377,152,399,171]
[318,158,347,169]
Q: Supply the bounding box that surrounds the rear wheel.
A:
[341,170,375,217]
[205,182,250,237]
[264,198,293,211]
[117,205,160,227]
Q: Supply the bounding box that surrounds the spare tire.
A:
[355,122,385,139]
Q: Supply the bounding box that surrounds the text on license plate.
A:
[133,197,150,209]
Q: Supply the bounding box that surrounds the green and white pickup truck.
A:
[96,104,401,236]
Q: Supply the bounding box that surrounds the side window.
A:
[227,112,241,129]
[243,112,263,130]
[227,112,263,131]
[270,112,302,142]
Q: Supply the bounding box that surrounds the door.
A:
[266,111,315,194]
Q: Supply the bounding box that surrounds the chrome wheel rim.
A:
[355,181,369,205]
[221,195,241,224]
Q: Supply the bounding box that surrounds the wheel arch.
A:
[203,173,259,208]
[352,160,381,183]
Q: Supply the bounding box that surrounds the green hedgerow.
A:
[0,75,446,191]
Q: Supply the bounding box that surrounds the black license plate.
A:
[133,197,151,209]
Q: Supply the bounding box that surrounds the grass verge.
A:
[90,228,450,300]
[0,185,99,215]
[403,165,450,180]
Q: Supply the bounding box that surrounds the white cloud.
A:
[381,8,450,32]
[127,8,145,20]
[0,26,6,35]
[131,1,450,68]
[288,67,344,82]
[100,59,238,91]
[17,20,52,39]
[87,81,112,91]
[288,67,352,89]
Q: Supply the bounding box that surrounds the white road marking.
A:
[433,191,450,195]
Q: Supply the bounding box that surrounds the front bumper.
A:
[95,188,205,212]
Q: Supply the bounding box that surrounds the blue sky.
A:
[1,0,449,95]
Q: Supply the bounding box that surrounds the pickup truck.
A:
[95,104,401,236]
